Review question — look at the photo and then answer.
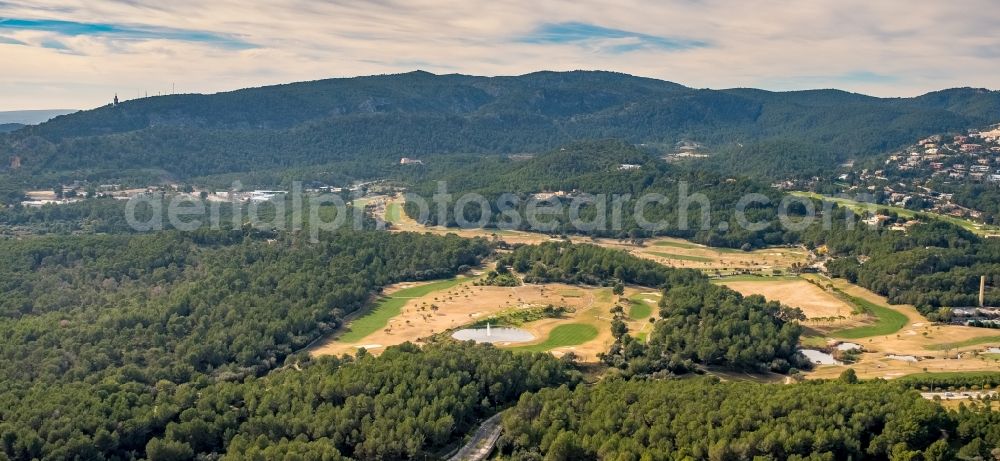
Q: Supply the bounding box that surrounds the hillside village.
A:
[826,124,1000,223]
[894,125,1000,182]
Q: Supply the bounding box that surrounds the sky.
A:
[1,0,998,111]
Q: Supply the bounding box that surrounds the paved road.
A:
[448,412,504,461]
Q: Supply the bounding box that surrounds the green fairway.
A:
[337,278,466,343]
[648,251,714,262]
[799,335,828,348]
[711,274,801,283]
[385,202,402,223]
[927,335,1000,351]
[897,371,1000,388]
[830,294,908,339]
[652,240,699,249]
[627,294,655,319]
[513,323,599,352]
[791,191,1000,236]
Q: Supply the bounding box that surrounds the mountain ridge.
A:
[1,70,998,182]
[0,123,23,133]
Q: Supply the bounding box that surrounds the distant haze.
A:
[0,109,77,125]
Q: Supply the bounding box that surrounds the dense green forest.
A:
[496,240,706,288]
[0,198,157,234]
[0,229,500,459]
[797,217,1000,314]
[6,137,997,319]
[401,140,801,248]
[0,217,997,458]
[952,185,1000,224]
[499,376,999,460]
[632,282,805,374]
[0,342,574,460]
[2,71,998,189]
[0,230,489,383]
[0,229,812,459]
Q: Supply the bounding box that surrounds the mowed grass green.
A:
[652,240,699,249]
[627,294,655,320]
[337,278,466,343]
[385,202,402,223]
[513,323,599,352]
[652,239,747,254]
[927,335,1000,351]
[648,251,714,263]
[711,274,801,283]
[897,371,1000,384]
[830,295,908,339]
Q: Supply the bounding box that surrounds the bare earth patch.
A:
[721,279,852,319]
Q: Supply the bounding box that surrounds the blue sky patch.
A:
[0,18,256,49]
[519,22,709,52]
[39,37,69,50]
[837,71,899,84]
[762,71,901,88]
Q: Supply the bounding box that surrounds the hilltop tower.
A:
[113,94,119,106]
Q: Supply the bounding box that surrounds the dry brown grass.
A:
[309,276,658,363]
[626,238,808,273]
[25,190,57,200]
[310,280,627,359]
[385,196,809,273]
[721,279,852,319]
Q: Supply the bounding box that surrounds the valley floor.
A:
[363,194,1000,381]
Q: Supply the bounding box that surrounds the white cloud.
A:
[0,0,998,110]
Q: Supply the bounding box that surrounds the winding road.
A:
[448,412,504,461]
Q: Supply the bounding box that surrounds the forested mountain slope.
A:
[1,71,997,182]
[0,123,22,133]
[0,229,501,459]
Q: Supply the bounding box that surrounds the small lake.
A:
[452,327,535,343]
[837,343,862,351]
[800,349,840,365]
[886,354,919,362]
